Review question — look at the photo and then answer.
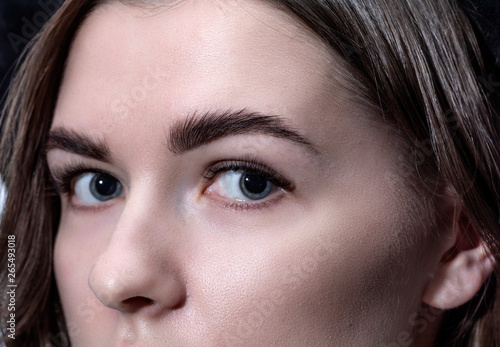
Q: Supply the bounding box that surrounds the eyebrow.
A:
[46,128,111,162]
[168,109,318,155]
[46,110,318,161]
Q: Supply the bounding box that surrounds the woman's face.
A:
[47,1,448,345]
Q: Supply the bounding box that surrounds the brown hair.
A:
[1,0,499,345]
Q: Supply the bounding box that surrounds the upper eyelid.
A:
[203,160,293,188]
[47,160,123,197]
[47,154,126,183]
[49,164,112,184]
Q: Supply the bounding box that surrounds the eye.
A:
[74,172,124,204]
[203,160,293,204]
[206,170,275,201]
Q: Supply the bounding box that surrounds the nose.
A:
[88,196,187,315]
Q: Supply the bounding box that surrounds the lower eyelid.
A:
[68,197,125,212]
[204,187,286,211]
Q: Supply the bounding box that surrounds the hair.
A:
[1,0,499,345]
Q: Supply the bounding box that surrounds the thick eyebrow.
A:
[168,109,319,155]
[46,127,111,162]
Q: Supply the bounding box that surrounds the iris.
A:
[240,172,273,200]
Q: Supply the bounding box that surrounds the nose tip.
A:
[87,191,188,316]
[89,259,187,314]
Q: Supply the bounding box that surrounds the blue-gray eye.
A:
[74,172,124,204]
[240,172,273,200]
[206,170,275,201]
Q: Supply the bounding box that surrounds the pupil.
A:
[94,174,117,196]
[243,173,268,195]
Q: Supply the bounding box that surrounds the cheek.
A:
[53,209,118,341]
[190,200,425,345]
[187,233,347,344]
[273,168,432,341]
[318,174,435,338]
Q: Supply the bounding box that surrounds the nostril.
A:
[171,295,186,310]
[121,296,154,312]
[89,262,188,313]
[122,296,153,305]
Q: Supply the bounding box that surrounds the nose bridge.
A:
[89,186,186,313]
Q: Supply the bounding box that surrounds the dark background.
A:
[0,0,62,104]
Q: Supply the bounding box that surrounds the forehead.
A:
[51,0,386,176]
[54,0,351,128]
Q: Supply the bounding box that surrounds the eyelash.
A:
[202,159,293,210]
[203,160,292,189]
[48,159,293,210]
[49,161,111,197]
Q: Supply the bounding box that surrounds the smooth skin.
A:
[47,0,493,345]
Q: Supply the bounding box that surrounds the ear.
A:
[422,202,495,309]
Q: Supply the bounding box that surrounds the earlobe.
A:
[422,205,495,310]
